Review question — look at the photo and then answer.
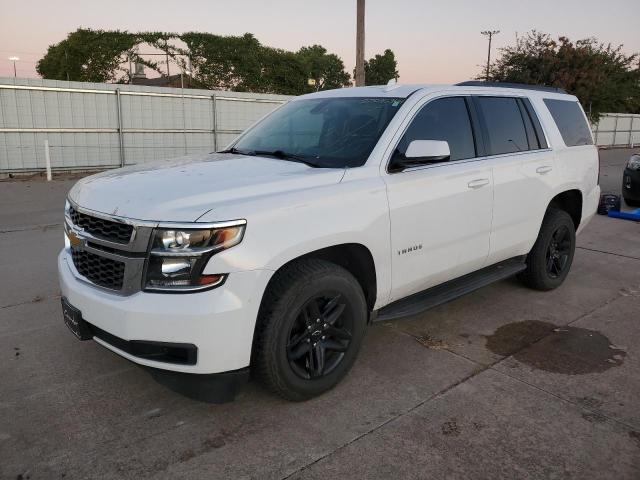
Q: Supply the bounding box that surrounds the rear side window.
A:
[476,97,529,155]
[543,99,593,147]
[395,97,476,162]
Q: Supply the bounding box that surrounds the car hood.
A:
[68,153,345,222]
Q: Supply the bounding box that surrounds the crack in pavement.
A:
[0,294,61,310]
[0,223,62,234]
[577,245,640,261]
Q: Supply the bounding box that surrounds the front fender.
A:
[201,173,392,309]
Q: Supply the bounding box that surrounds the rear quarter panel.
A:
[530,95,600,232]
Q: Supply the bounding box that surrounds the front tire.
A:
[518,209,576,291]
[253,259,367,401]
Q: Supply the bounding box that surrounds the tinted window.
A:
[477,97,529,155]
[543,99,593,147]
[233,97,405,168]
[395,97,476,162]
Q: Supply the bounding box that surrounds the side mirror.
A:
[390,140,451,172]
[405,140,450,162]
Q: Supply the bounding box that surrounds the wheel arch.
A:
[548,189,583,230]
[262,243,378,313]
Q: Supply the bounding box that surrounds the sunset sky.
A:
[0,0,638,84]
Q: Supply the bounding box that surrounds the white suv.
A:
[59,82,600,401]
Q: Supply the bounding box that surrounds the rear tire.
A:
[252,259,367,401]
[624,197,640,208]
[518,209,576,291]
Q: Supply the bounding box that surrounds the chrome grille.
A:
[68,205,133,244]
[71,249,126,291]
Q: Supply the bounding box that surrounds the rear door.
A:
[383,95,494,301]
[471,96,557,265]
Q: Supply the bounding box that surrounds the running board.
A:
[375,257,526,322]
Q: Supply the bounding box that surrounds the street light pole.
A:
[9,56,19,78]
[355,0,365,86]
[480,30,499,81]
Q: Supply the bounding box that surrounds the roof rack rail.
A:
[455,81,567,94]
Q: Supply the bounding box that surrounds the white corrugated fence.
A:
[592,113,640,148]
[0,78,290,173]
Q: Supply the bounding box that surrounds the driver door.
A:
[383,96,494,301]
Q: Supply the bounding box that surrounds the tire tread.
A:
[518,208,575,291]
[252,259,364,401]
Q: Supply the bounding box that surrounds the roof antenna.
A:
[384,78,401,92]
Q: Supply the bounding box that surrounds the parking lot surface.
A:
[1,148,639,479]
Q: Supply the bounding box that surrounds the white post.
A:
[44,139,52,181]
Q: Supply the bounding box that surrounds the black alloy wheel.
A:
[545,225,572,279]
[518,208,576,291]
[286,294,352,380]
[253,259,367,401]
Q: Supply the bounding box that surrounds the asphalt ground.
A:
[1,148,639,479]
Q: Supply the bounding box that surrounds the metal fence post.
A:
[612,114,619,147]
[115,88,125,167]
[212,94,218,152]
[44,139,52,181]
[629,116,635,148]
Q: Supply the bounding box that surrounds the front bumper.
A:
[623,168,640,202]
[58,248,273,374]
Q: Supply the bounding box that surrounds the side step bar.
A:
[375,256,527,322]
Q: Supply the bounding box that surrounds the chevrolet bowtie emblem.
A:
[67,229,83,247]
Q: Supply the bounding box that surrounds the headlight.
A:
[627,155,640,171]
[144,222,245,292]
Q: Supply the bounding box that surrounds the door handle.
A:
[536,166,553,175]
[467,178,490,189]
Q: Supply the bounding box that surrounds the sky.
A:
[0,0,638,83]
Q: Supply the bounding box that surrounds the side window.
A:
[395,97,476,163]
[543,99,593,147]
[476,97,529,155]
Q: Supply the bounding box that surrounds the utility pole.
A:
[481,30,500,81]
[355,0,365,86]
[64,49,70,81]
[9,56,19,77]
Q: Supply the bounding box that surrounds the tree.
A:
[296,45,351,92]
[260,48,309,95]
[364,49,399,85]
[181,32,265,91]
[37,29,352,95]
[36,29,141,83]
[488,31,640,120]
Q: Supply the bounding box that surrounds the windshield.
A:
[231,97,405,168]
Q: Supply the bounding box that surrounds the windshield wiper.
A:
[219,147,250,155]
[221,147,324,168]
[248,149,325,168]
